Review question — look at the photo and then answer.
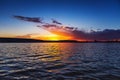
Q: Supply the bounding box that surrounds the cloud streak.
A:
[51,19,62,25]
[14,15,43,23]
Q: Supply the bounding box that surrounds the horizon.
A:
[0,37,120,42]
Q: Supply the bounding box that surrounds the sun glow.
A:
[28,33,73,41]
[37,34,72,41]
[47,35,60,41]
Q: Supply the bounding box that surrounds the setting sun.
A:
[47,35,60,41]
[35,34,73,41]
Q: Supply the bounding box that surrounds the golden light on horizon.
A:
[31,33,73,41]
[41,35,72,41]
[48,36,60,41]
[14,32,74,41]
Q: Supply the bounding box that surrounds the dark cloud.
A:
[51,19,62,25]
[72,29,120,40]
[14,15,43,23]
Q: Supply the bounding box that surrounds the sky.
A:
[0,0,120,40]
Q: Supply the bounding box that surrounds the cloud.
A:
[38,23,120,41]
[72,29,120,40]
[13,15,120,41]
[38,23,120,40]
[16,34,33,38]
[14,15,43,23]
[51,19,62,25]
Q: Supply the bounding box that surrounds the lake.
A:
[0,43,120,80]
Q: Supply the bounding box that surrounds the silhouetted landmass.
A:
[0,38,44,43]
[0,38,78,43]
[0,38,119,43]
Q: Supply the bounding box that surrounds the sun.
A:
[48,35,60,41]
[43,34,71,41]
[49,37,59,41]
[47,35,73,41]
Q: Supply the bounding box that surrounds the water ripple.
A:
[0,43,120,80]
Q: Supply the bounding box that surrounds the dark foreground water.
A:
[0,43,120,80]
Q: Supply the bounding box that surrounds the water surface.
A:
[0,43,120,80]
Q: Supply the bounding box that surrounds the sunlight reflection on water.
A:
[0,43,120,80]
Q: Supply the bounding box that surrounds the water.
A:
[0,43,120,80]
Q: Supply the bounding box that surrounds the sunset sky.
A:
[0,0,120,41]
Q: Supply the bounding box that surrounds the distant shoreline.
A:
[0,38,119,43]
